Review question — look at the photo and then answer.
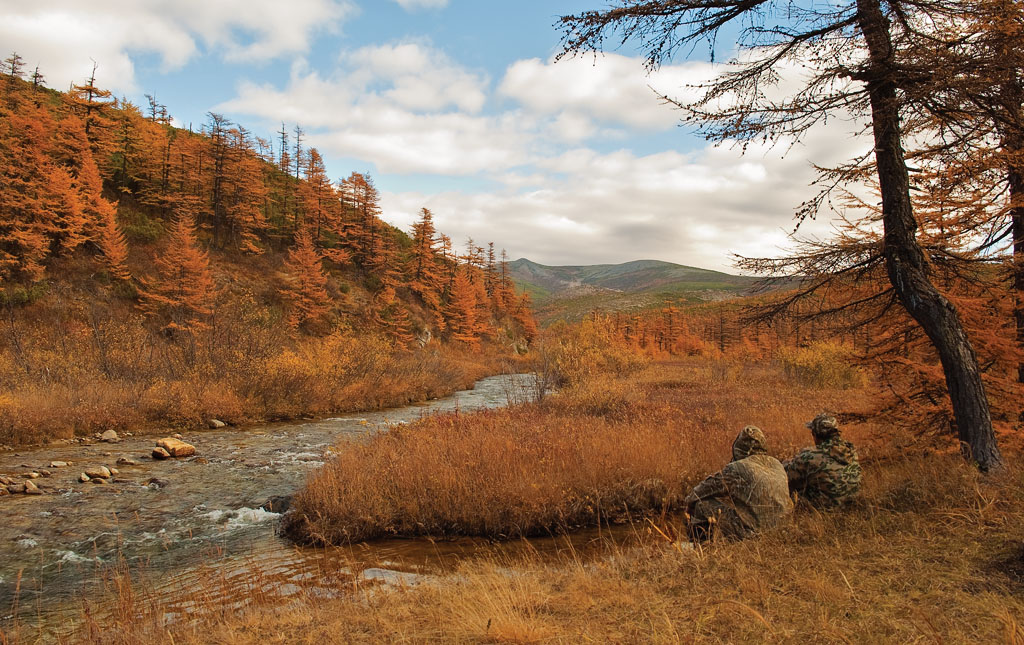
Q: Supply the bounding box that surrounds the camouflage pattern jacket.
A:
[684,430,793,540]
[784,437,862,507]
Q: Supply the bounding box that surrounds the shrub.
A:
[778,342,867,389]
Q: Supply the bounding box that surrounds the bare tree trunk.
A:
[857,0,1003,470]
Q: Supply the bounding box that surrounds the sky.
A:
[1,0,868,272]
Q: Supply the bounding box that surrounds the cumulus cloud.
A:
[0,0,354,91]
[499,53,711,131]
[219,42,530,175]
[220,42,869,271]
[381,122,868,272]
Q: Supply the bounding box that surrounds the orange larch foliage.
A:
[409,208,446,323]
[139,205,217,332]
[282,226,333,333]
[444,267,485,346]
[223,127,269,254]
[372,286,416,348]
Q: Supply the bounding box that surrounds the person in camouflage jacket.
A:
[684,426,794,541]
[784,413,862,507]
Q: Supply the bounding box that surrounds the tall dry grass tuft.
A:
[287,359,862,544]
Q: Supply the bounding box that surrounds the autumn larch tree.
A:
[559,0,1004,470]
[140,204,216,333]
[68,62,111,149]
[444,267,484,346]
[282,226,333,333]
[409,208,446,326]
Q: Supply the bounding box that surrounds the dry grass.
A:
[286,359,866,544]
[0,312,507,446]
[8,358,1022,644]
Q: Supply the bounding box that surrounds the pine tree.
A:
[282,227,332,333]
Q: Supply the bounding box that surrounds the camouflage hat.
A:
[806,413,840,439]
[732,425,768,460]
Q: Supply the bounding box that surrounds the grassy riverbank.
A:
[10,357,1022,644]
[286,359,866,543]
[0,333,513,448]
[38,357,1024,644]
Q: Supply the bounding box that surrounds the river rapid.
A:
[1,373,607,636]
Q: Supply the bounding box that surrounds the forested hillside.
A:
[0,55,536,445]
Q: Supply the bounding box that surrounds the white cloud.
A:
[391,0,449,9]
[0,0,354,91]
[219,43,870,271]
[219,42,528,175]
[499,54,711,131]
[382,123,869,272]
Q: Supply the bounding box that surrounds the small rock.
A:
[208,419,226,429]
[25,472,40,479]
[49,461,68,469]
[8,483,25,494]
[0,476,14,486]
[109,468,119,476]
[90,478,107,485]
[79,473,91,483]
[192,457,209,465]
[39,470,51,477]
[84,466,112,479]
[116,457,139,466]
[155,438,195,458]
[151,447,171,460]
[173,433,184,440]
[146,478,169,489]
[100,430,119,443]
[23,480,41,495]
[0,486,7,496]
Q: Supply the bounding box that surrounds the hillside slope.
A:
[509,258,763,323]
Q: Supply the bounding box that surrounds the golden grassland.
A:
[19,354,1020,644]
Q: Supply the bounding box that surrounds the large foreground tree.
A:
[559,0,1004,469]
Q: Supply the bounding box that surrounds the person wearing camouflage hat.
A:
[684,426,794,541]
[784,413,862,507]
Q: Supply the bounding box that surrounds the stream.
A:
[1,373,628,637]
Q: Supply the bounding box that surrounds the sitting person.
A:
[784,413,862,507]
[684,426,794,541]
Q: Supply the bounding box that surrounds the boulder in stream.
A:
[152,447,171,460]
[24,480,42,495]
[84,466,112,480]
[100,430,119,443]
[79,473,90,483]
[261,495,292,514]
[49,461,69,468]
[208,419,226,429]
[116,457,139,466]
[155,438,195,458]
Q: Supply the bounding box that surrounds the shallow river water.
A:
[1,373,628,637]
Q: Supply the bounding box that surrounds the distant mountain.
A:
[509,258,759,299]
[509,258,768,324]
